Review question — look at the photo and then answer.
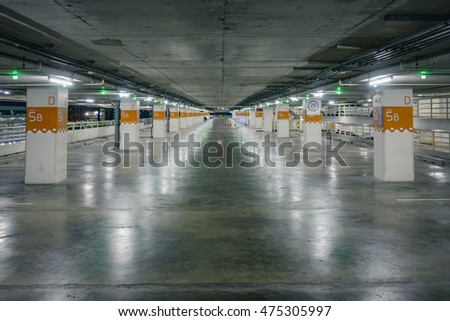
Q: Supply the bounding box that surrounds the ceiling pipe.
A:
[81,79,105,86]
[0,62,42,73]
[0,36,200,106]
[400,61,450,72]
[240,20,450,105]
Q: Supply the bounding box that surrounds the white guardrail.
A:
[325,122,450,154]
[0,119,152,145]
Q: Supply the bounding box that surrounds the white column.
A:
[195,112,200,124]
[169,107,180,132]
[187,110,193,127]
[153,104,166,138]
[120,98,140,150]
[255,108,263,129]
[180,108,187,129]
[276,104,289,138]
[373,88,414,181]
[25,87,68,184]
[263,108,273,132]
[249,110,256,126]
[303,99,322,144]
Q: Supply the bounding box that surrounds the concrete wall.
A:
[67,126,115,143]
[0,141,26,157]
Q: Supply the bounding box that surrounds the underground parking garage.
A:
[0,0,449,315]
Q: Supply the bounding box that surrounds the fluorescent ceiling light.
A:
[86,99,94,103]
[49,77,73,86]
[369,76,393,86]
[290,97,299,102]
[313,91,324,98]
[275,99,280,104]
[328,100,335,104]
[4,91,10,95]
[146,96,153,101]
[119,92,130,98]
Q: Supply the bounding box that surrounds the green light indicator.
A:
[306,94,310,100]
[420,71,427,80]
[336,86,342,95]
[10,70,19,80]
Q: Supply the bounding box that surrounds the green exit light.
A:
[10,70,19,80]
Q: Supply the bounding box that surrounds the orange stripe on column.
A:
[278,111,289,120]
[26,107,67,133]
[305,114,322,124]
[120,110,138,124]
[375,106,413,132]
[153,111,165,121]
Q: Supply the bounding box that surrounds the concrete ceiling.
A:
[1,0,450,107]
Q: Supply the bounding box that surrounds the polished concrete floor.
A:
[0,118,449,300]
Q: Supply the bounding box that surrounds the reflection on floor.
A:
[0,118,449,300]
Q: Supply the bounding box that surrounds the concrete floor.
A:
[0,118,449,300]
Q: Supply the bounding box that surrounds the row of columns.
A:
[121,102,209,141]
[23,86,413,183]
[246,88,414,181]
[24,87,210,184]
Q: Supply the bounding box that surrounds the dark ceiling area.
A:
[1,0,450,108]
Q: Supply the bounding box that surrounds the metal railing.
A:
[67,120,115,130]
[415,129,450,153]
[322,104,372,117]
[325,121,450,155]
[0,124,26,144]
[0,120,116,145]
[414,98,450,119]
[325,122,373,140]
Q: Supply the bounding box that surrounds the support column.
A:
[187,110,193,127]
[120,98,139,150]
[243,111,249,125]
[276,104,289,137]
[373,88,414,181]
[180,108,187,129]
[255,108,263,129]
[303,99,322,144]
[153,104,166,138]
[169,107,179,132]
[25,87,68,184]
[249,110,256,126]
[263,108,273,132]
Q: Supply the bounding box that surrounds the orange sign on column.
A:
[26,107,67,133]
[153,111,165,121]
[277,111,289,120]
[375,106,413,132]
[305,114,322,124]
[120,110,138,124]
